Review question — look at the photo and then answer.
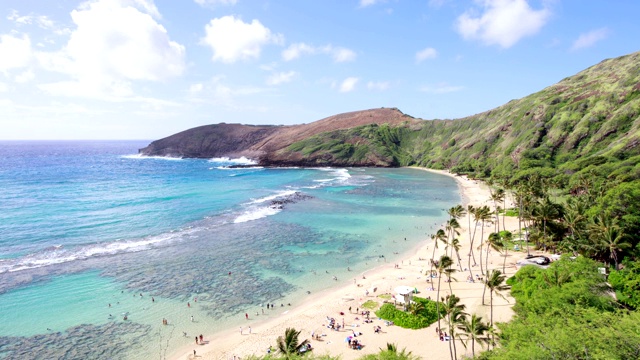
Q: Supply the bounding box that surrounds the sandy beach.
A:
[173,169,523,360]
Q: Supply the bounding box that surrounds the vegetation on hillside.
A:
[478,257,640,360]
[282,51,640,359]
[286,51,640,262]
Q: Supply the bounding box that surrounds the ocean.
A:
[0,140,460,359]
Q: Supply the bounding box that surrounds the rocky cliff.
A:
[139,107,420,166]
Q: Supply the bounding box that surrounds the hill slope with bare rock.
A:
[139,107,420,166]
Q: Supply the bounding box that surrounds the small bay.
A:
[0,140,460,359]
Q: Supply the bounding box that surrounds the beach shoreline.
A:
[172,167,519,360]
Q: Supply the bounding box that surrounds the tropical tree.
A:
[490,188,505,233]
[276,327,309,359]
[532,197,560,250]
[500,230,513,274]
[359,343,419,360]
[475,206,492,275]
[436,255,454,331]
[451,238,464,271]
[429,229,447,282]
[407,301,425,316]
[447,204,467,221]
[442,294,467,360]
[445,218,461,258]
[485,270,510,327]
[467,205,476,267]
[587,214,632,270]
[457,313,490,358]
[482,233,503,305]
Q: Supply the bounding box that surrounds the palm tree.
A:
[451,238,464,271]
[482,233,503,305]
[485,270,510,327]
[533,197,560,250]
[445,218,461,258]
[475,206,492,275]
[588,214,631,270]
[490,188,505,233]
[500,231,513,274]
[436,255,454,331]
[457,313,490,358]
[429,229,446,282]
[442,294,467,360]
[467,204,476,265]
[407,301,425,316]
[360,343,418,360]
[447,204,467,221]
[276,327,309,359]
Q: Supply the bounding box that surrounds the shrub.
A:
[374,297,441,329]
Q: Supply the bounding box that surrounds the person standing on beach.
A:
[195,336,198,345]
[239,327,242,335]
[245,313,249,320]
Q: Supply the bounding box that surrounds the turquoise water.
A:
[0,141,460,359]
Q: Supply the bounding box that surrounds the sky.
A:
[0,0,639,140]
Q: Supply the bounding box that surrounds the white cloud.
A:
[367,81,389,91]
[455,0,551,48]
[15,70,35,83]
[266,71,296,85]
[201,15,283,63]
[332,47,357,62]
[195,0,238,6]
[0,82,8,92]
[189,83,204,94]
[282,43,356,63]
[339,77,358,92]
[416,47,438,62]
[360,0,380,7]
[36,0,185,99]
[7,10,64,33]
[420,83,464,93]
[571,27,609,51]
[0,34,32,73]
[282,43,315,61]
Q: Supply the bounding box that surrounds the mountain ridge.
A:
[140,50,640,172]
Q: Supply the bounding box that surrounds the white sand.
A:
[173,169,524,360]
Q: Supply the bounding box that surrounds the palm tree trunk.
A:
[470,220,479,266]
[448,335,454,360]
[430,243,438,284]
[479,223,485,275]
[472,338,475,357]
[452,331,458,360]
[490,291,495,349]
[490,291,494,326]
[502,242,508,274]
[436,275,442,330]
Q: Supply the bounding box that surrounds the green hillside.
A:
[285,51,640,178]
[284,51,640,359]
[286,50,640,257]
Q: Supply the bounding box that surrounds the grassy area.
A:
[361,300,379,310]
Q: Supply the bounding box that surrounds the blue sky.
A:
[1,0,639,140]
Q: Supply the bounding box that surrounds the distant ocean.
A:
[0,140,460,359]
